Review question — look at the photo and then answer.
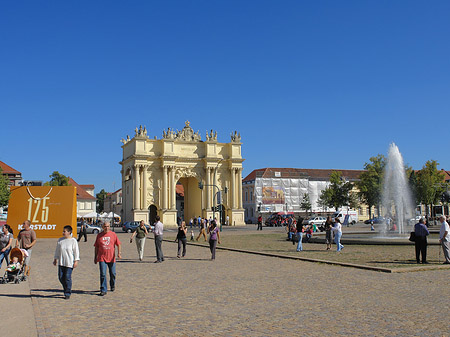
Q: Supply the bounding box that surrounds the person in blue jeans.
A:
[53,225,80,299]
[296,220,305,252]
[94,222,122,296]
[0,225,14,268]
[332,218,344,252]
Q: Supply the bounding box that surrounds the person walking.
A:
[53,225,80,300]
[438,216,450,264]
[196,218,207,241]
[332,218,344,252]
[414,218,429,264]
[207,221,221,260]
[77,218,87,242]
[153,215,164,263]
[0,224,13,268]
[176,221,188,258]
[324,216,333,250]
[16,220,37,277]
[296,219,304,252]
[94,221,122,296]
[130,220,148,261]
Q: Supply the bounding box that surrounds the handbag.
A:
[409,231,416,242]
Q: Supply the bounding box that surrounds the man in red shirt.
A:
[94,222,121,296]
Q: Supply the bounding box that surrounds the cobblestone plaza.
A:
[1,229,449,336]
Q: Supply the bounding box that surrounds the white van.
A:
[332,210,358,225]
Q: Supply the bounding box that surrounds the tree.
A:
[0,168,11,207]
[416,160,445,216]
[300,194,312,215]
[319,171,357,211]
[408,169,420,206]
[317,189,331,212]
[96,189,108,213]
[44,171,69,186]
[356,154,385,219]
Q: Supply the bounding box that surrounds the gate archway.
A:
[148,204,157,225]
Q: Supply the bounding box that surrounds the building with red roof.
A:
[242,167,366,224]
[0,161,22,186]
[68,177,96,218]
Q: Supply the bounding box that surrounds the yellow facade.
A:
[120,122,245,227]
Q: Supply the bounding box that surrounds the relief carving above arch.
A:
[174,167,202,181]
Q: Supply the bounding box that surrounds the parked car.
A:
[408,216,423,225]
[122,221,152,233]
[364,217,385,224]
[76,223,102,234]
[302,216,326,226]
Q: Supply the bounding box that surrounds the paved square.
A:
[1,231,449,336]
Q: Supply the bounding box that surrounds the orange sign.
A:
[8,186,77,238]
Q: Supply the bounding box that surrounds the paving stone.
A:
[1,231,450,336]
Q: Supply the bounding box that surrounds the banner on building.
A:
[8,186,77,238]
[262,186,285,204]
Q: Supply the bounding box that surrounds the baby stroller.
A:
[1,248,26,284]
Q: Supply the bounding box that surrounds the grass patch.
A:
[166,232,444,269]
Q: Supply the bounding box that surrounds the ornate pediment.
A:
[163,121,201,142]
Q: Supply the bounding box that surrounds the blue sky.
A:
[2,1,450,193]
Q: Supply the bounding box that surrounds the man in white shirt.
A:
[153,216,164,263]
[53,225,80,299]
[438,216,450,264]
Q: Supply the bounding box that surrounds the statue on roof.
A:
[134,125,148,138]
[231,131,241,143]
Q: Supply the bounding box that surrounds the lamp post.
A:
[112,201,116,231]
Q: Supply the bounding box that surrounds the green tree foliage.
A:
[300,194,312,214]
[319,171,357,210]
[0,168,11,207]
[356,154,385,218]
[44,171,69,186]
[96,189,108,213]
[408,169,420,205]
[416,160,445,215]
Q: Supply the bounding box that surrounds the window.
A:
[79,202,85,210]
[245,191,248,202]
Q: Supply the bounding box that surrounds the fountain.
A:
[381,143,415,234]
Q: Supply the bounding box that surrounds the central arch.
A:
[177,177,202,222]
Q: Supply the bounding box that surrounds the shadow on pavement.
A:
[0,293,32,298]
[31,288,99,297]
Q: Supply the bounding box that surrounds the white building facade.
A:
[243,168,364,223]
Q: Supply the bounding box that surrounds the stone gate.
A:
[120,121,245,227]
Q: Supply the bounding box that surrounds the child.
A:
[7,256,21,272]
[53,225,80,300]
[190,230,194,241]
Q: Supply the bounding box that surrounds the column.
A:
[170,166,176,210]
[163,166,168,210]
[206,167,211,209]
[238,168,243,209]
[211,168,215,206]
[134,165,140,210]
[143,165,148,210]
[231,168,236,209]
